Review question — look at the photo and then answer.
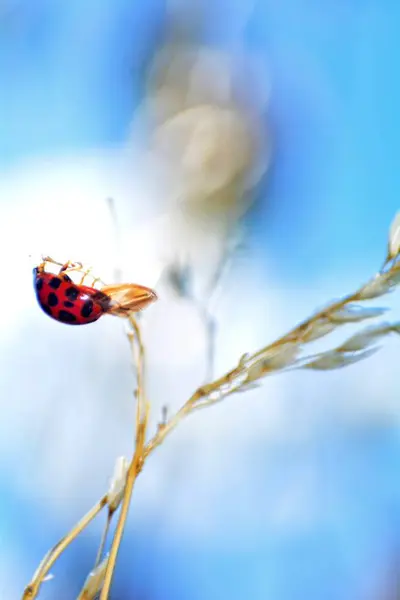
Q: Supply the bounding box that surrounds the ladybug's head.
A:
[32,267,42,292]
[32,261,45,281]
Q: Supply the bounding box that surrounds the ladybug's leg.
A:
[41,256,107,287]
[59,261,97,284]
[41,257,82,276]
[78,266,93,285]
[40,256,72,275]
[89,275,107,287]
[73,267,107,288]
[60,260,83,273]
[77,267,104,287]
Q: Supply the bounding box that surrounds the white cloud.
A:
[0,150,399,559]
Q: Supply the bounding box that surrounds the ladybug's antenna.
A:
[41,255,64,267]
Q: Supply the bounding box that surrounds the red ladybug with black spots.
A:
[33,257,157,325]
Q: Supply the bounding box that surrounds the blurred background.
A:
[1,0,400,598]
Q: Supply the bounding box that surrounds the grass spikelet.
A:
[77,556,109,600]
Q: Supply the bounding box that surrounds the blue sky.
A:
[2,0,399,266]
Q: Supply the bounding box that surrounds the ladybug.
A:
[33,257,157,325]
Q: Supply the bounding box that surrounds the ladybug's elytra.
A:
[33,257,157,325]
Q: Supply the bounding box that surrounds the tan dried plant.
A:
[22,211,400,599]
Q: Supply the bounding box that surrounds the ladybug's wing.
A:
[100,283,157,316]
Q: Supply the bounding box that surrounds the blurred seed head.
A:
[151,103,259,217]
[144,43,270,217]
[134,25,271,299]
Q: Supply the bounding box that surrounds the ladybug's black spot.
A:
[58,310,77,323]
[65,286,79,301]
[47,292,59,307]
[35,278,44,292]
[49,277,62,289]
[81,300,94,318]
[62,274,72,283]
[64,301,74,308]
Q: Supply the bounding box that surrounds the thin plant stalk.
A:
[99,315,148,599]
[93,512,112,570]
[99,416,148,599]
